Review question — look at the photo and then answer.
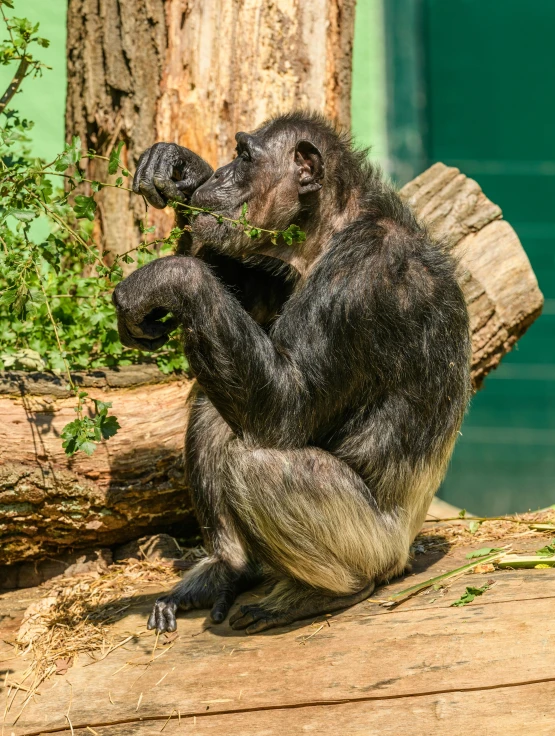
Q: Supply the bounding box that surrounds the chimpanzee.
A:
[112,111,471,634]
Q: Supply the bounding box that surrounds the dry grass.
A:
[3,552,203,727]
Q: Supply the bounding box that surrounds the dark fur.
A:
[115,111,471,634]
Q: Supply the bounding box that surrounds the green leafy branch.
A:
[61,392,120,457]
[174,201,306,247]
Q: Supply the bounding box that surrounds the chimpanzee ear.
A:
[294,140,324,195]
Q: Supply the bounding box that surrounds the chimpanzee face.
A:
[190,131,323,256]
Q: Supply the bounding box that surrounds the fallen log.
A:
[399,163,543,388]
[0,165,543,565]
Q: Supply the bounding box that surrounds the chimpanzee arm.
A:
[112,255,348,447]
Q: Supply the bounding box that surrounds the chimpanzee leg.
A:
[225,443,409,634]
[147,392,262,633]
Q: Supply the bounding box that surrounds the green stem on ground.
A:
[385,549,509,606]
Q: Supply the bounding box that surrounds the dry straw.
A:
[2,553,203,727]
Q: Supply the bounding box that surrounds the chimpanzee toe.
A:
[229,604,291,634]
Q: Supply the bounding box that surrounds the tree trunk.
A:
[65,0,357,260]
[0,165,543,567]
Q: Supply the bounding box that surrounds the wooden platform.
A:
[2,529,555,736]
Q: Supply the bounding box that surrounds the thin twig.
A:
[0,58,30,114]
[33,264,74,389]
[299,623,325,645]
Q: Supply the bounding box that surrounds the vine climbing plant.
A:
[0,1,305,457]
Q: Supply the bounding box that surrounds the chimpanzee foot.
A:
[229,580,375,634]
[148,597,178,633]
[147,555,262,633]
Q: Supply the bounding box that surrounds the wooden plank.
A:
[40,680,555,735]
[7,578,555,734]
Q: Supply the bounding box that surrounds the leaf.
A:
[42,234,63,272]
[451,583,492,607]
[108,141,125,175]
[99,414,120,440]
[458,509,466,518]
[535,564,551,569]
[93,399,112,416]
[80,441,97,456]
[74,194,97,221]
[281,223,306,246]
[6,209,35,222]
[54,137,82,172]
[0,288,18,306]
[468,520,481,534]
[465,547,503,559]
[536,539,555,557]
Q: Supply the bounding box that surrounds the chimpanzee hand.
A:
[112,256,188,351]
[133,143,213,209]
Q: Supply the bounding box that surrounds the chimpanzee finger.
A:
[133,148,153,195]
[128,314,180,340]
[117,316,170,352]
[154,175,186,204]
[138,178,167,210]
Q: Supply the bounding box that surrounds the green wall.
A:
[351,0,389,170]
[0,0,67,159]
[424,0,555,514]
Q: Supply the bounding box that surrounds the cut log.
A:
[0,367,196,567]
[0,165,543,566]
[399,162,543,388]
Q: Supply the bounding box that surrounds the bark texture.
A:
[400,163,544,389]
[0,168,542,566]
[66,0,357,257]
[0,367,195,566]
[66,0,167,262]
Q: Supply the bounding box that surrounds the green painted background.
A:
[424,0,555,514]
[0,0,66,159]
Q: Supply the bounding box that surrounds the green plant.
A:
[0,1,305,456]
